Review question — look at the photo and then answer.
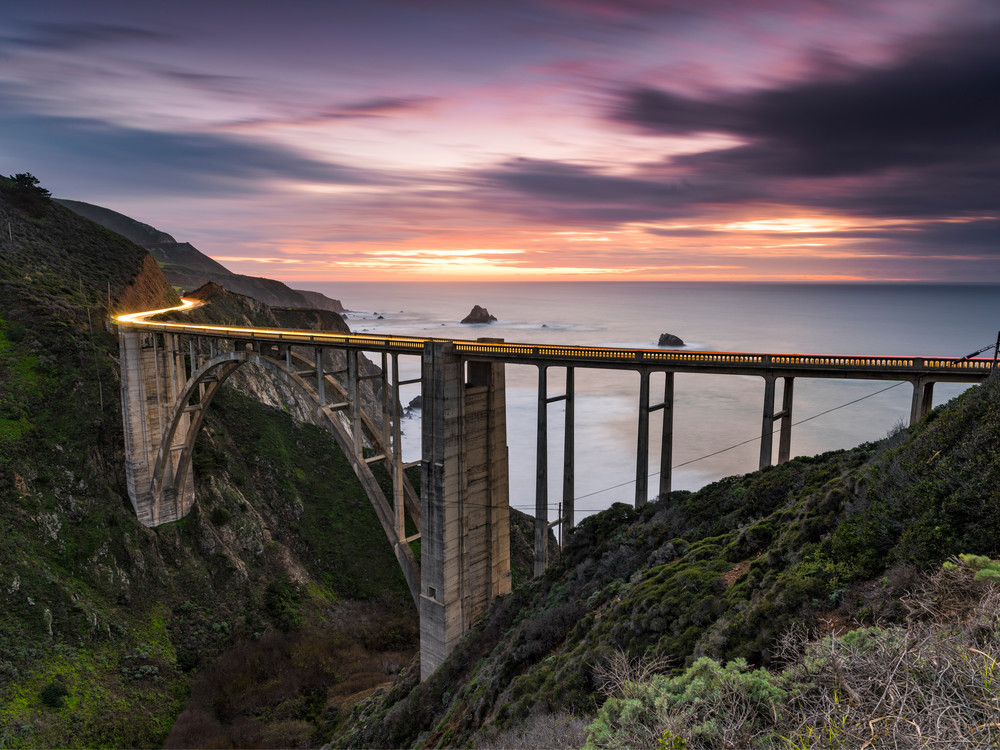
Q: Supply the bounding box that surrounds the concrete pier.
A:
[419,342,511,679]
[120,329,196,525]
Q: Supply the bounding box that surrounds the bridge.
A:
[116,299,994,679]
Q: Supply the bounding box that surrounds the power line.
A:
[564,340,997,504]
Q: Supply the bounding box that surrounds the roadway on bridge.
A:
[116,298,994,382]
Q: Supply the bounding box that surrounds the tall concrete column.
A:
[909,379,935,425]
[562,367,575,536]
[759,375,776,470]
[658,372,675,498]
[120,328,195,526]
[535,365,548,576]
[391,354,406,544]
[636,370,650,507]
[420,343,510,680]
[777,377,794,464]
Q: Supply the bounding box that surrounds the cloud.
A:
[475,20,1000,234]
[215,95,440,130]
[1,21,167,52]
[617,23,1000,178]
[0,111,385,196]
[475,157,759,225]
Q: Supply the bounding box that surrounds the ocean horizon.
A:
[306,281,999,522]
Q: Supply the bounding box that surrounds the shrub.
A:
[40,681,68,708]
[264,579,304,631]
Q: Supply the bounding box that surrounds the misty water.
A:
[310,281,999,523]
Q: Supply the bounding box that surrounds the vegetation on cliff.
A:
[340,371,1000,748]
[0,182,542,747]
[0,184,414,747]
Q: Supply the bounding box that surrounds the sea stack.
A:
[461,305,498,324]
[658,332,685,346]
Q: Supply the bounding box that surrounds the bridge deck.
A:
[117,299,993,383]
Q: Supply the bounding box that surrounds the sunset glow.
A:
[2,0,997,283]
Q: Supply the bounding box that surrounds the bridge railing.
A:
[117,303,995,374]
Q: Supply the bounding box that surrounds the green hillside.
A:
[341,371,1000,748]
[0,177,549,747]
[0,180,416,747]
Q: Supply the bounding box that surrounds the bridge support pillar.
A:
[658,372,675,499]
[420,343,510,680]
[120,328,195,526]
[760,375,794,469]
[777,377,794,465]
[562,367,575,539]
[636,371,675,503]
[909,379,934,426]
[535,366,549,576]
[636,371,651,506]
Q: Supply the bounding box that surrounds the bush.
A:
[40,681,68,709]
[264,579,303,631]
[585,657,787,749]
[1,173,51,216]
[585,559,1000,749]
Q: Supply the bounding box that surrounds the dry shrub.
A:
[588,562,1000,749]
[779,564,1000,749]
[477,711,589,750]
[592,648,673,699]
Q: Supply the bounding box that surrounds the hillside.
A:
[56,198,346,312]
[0,180,550,748]
[0,179,417,747]
[339,371,1000,748]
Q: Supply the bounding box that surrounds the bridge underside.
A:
[119,327,511,681]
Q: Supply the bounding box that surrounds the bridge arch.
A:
[124,333,421,605]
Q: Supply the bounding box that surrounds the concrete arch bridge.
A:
[116,300,994,678]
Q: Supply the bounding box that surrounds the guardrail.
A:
[116,300,995,376]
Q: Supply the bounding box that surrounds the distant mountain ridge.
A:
[56,198,346,312]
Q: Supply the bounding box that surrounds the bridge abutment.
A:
[420,342,511,680]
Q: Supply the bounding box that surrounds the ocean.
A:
[308,282,999,521]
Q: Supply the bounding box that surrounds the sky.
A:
[2,0,998,283]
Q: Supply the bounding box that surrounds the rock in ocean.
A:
[461,305,498,324]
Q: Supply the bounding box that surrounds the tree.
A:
[1,172,52,216]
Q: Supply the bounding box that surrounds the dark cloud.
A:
[3,21,167,52]
[218,96,439,130]
[875,218,1000,256]
[478,21,1000,232]
[617,23,1000,177]
[643,227,732,237]
[0,112,382,196]
[476,157,759,224]
[644,218,1000,256]
[336,96,438,115]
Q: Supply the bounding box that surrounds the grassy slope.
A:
[340,373,1000,749]
[0,187,542,747]
[0,187,417,746]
